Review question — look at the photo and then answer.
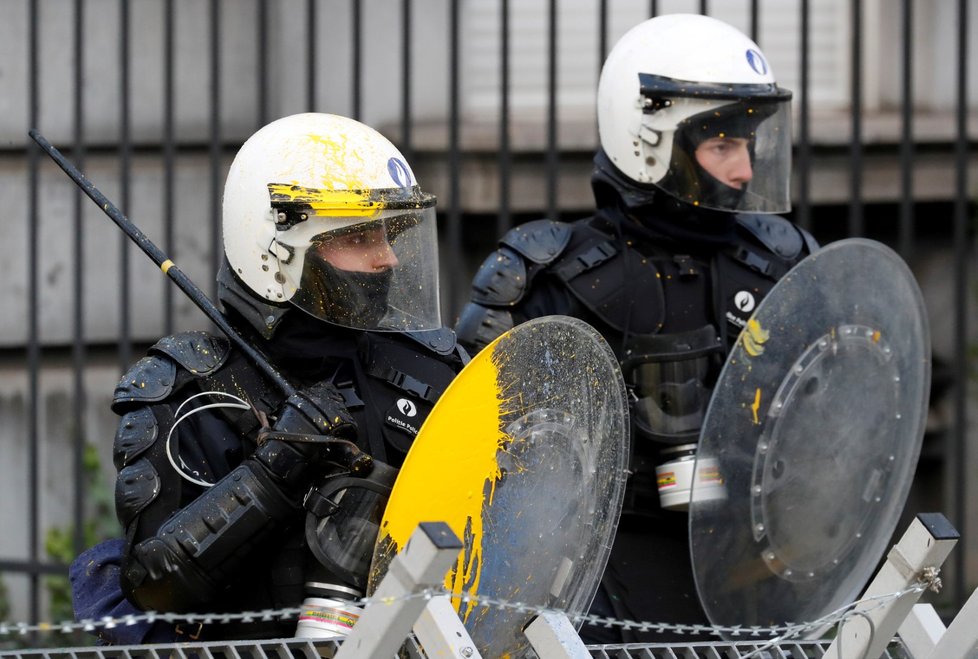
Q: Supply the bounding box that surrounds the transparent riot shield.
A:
[369,315,629,657]
[690,238,930,634]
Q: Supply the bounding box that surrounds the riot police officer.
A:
[455,14,817,643]
[70,113,466,643]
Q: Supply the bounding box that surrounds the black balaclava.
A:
[293,258,394,329]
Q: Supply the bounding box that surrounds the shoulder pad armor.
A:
[112,355,177,411]
[402,327,459,357]
[115,458,161,530]
[149,331,230,376]
[734,213,805,261]
[500,219,573,264]
[470,221,574,307]
[470,246,526,306]
[113,407,159,471]
[799,225,820,254]
[456,302,515,355]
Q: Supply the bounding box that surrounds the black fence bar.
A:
[599,0,608,62]
[446,0,460,311]
[750,0,759,42]
[400,0,413,163]
[546,0,557,222]
[352,0,361,120]
[796,0,811,231]
[898,0,914,260]
[209,0,222,294]
[951,0,970,609]
[307,0,316,112]
[163,0,175,335]
[70,0,88,610]
[497,0,511,239]
[257,0,268,127]
[848,0,863,237]
[27,0,41,627]
[119,0,132,371]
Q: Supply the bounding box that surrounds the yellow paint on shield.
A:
[742,318,771,357]
[751,388,762,425]
[377,337,509,608]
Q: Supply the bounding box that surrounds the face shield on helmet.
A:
[641,77,792,213]
[223,112,442,332]
[268,183,439,331]
[597,14,793,214]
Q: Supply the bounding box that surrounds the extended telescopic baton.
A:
[29,129,295,397]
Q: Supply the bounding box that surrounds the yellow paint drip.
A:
[751,388,762,425]
[377,339,508,613]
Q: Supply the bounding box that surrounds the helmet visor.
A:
[277,205,441,331]
[662,98,792,214]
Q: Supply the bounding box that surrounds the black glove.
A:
[272,381,358,443]
[253,382,362,492]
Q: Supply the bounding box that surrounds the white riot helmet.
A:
[597,14,792,213]
[222,113,440,332]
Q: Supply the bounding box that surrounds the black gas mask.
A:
[621,326,725,511]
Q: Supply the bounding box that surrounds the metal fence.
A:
[0,636,918,659]
[0,0,974,638]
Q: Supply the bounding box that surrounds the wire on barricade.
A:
[0,581,930,647]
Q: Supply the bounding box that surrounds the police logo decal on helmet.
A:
[745,49,768,75]
[387,157,413,187]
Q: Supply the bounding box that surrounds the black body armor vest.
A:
[112,323,466,640]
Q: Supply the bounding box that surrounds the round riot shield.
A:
[368,315,629,657]
[690,238,930,634]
